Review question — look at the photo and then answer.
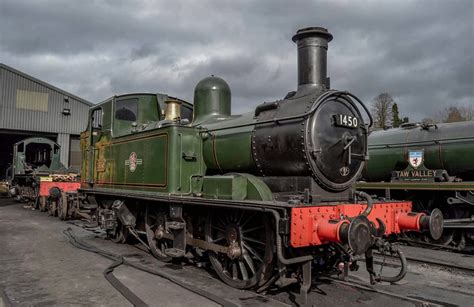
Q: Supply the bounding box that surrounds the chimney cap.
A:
[292,27,333,43]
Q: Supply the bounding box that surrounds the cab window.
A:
[115,98,138,121]
[113,98,138,137]
[92,108,103,129]
[181,105,193,122]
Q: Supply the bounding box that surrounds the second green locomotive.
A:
[358,121,474,251]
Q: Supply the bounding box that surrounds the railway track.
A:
[67,221,429,306]
[399,236,473,253]
[6,199,473,306]
[321,277,442,306]
[63,225,292,307]
[68,218,474,306]
[374,250,474,275]
[63,227,241,307]
[404,255,474,274]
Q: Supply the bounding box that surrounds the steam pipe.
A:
[355,191,374,216]
[267,209,314,265]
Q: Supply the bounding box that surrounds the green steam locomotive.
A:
[53,27,441,303]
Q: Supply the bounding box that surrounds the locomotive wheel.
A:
[205,209,274,289]
[57,193,68,220]
[145,206,172,262]
[39,196,47,212]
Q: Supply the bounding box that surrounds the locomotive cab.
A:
[112,94,193,137]
[80,93,195,187]
[13,138,62,176]
[10,137,67,204]
[86,94,194,139]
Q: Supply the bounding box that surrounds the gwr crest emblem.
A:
[339,166,350,177]
[408,151,423,169]
[125,152,142,172]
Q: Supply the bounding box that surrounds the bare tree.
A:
[437,105,474,123]
[460,105,474,121]
[371,93,395,128]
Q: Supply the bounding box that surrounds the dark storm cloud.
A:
[0,0,472,120]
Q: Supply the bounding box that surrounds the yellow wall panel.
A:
[16,89,49,112]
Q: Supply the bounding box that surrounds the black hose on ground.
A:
[63,228,238,307]
[103,257,147,307]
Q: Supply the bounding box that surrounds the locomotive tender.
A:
[358,121,474,251]
[58,27,442,302]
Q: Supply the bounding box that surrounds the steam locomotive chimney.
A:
[292,27,333,94]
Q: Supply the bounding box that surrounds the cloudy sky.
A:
[1,0,472,121]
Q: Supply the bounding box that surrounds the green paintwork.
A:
[238,173,273,201]
[363,122,474,182]
[92,125,203,194]
[113,94,160,137]
[202,173,273,201]
[82,93,202,194]
[81,91,272,201]
[192,76,231,125]
[201,112,257,173]
[202,175,248,200]
[101,132,168,187]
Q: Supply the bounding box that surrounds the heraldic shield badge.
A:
[408,150,423,169]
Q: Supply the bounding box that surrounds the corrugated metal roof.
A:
[0,63,92,107]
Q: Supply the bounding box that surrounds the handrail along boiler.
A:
[62,27,442,303]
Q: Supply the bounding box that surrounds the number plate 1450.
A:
[334,114,358,128]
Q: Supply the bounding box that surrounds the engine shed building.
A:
[0,63,91,178]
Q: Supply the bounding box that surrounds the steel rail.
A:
[321,277,441,306]
[404,256,474,274]
[374,251,474,275]
[398,238,463,251]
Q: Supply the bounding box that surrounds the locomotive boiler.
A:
[54,27,442,304]
[364,121,474,182]
[197,28,368,195]
[358,121,474,251]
